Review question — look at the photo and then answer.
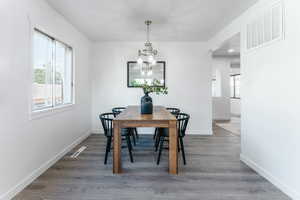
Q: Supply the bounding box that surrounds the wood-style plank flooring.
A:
[13,127,290,200]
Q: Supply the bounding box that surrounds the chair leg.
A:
[178,139,180,152]
[108,137,112,152]
[179,137,186,165]
[155,134,161,152]
[131,129,136,146]
[157,136,165,165]
[153,128,158,140]
[134,128,139,139]
[104,137,112,164]
[126,135,134,163]
[127,135,132,150]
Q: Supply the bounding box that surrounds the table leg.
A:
[113,121,122,173]
[169,120,178,174]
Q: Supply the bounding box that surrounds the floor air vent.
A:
[71,146,87,158]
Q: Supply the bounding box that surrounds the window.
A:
[212,78,217,97]
[32,29,73,111]
[230,74,240,99]
[212,69,221,97]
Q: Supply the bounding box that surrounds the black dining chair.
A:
[166,107,181,117]
[156,113,190,165]
[154,107,180,150]
[112,107,126,117]
[99,113,134,164]
[112,107,139,145]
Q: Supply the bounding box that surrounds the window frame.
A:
[30,28,75,119]
[230,74,241,99]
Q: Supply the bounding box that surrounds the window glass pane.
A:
[55,41,73,105]
[55,41,65,105]
[212,79,216,97]
[32,31,53,110]
[230,76,234,98]
[64,47,73,104]
[212,69,221,97]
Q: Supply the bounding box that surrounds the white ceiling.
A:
[46,0,257,42]
[213,33,240,57]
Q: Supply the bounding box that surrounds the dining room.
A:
[1,0,299,200]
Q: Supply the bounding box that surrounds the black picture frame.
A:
[127,61,166,88]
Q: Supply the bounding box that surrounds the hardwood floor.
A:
[13,127,290,200]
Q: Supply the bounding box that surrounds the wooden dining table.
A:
[113,106,178,174]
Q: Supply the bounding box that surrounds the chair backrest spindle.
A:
[176,113,190,137]
[99,113,115,137]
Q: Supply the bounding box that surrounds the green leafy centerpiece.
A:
[139,79,168,114]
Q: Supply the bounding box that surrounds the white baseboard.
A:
[92,128,212,135]
[0,130,91,200]
[240,154,300,200]
[213,118,231,121]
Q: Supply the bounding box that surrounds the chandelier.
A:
[137,20,158,66]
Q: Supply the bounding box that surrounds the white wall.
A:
[0,0,92,199]
[212,58,231,120]
[209,0,300,199]
[230,99,241,116]
[91,42,212,135]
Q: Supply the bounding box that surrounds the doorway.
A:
[211,33,241,136]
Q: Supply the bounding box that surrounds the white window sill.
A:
[30,104,75,120]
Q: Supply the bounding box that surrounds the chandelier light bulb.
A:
[148,55,154,62]
[137,57,143,64]
[151,59,156,65]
